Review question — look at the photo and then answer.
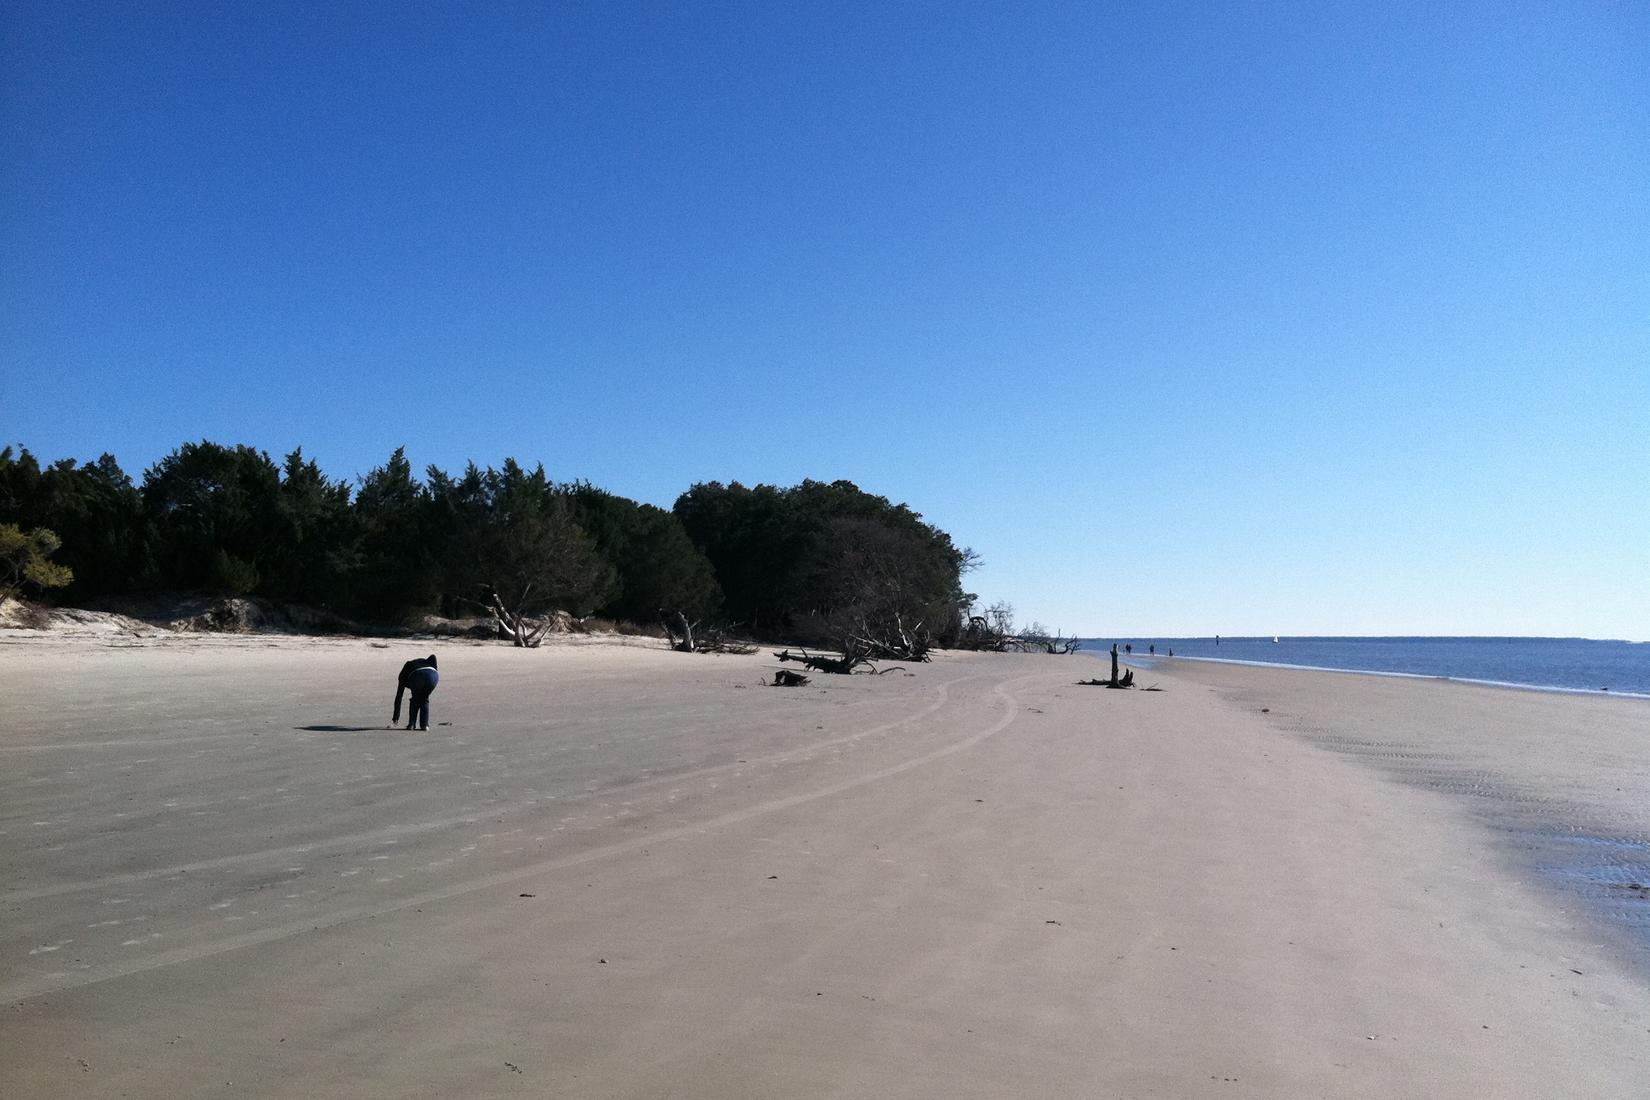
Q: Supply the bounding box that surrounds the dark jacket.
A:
[392,655,438,723]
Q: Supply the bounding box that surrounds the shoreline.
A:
[1127,652,1650,700]
[1156,657,1650,972]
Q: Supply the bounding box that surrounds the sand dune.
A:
[2,639,1646,1097]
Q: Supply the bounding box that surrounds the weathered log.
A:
[773,648,874,675]
[697,633,757,655]
[771,670,810,687]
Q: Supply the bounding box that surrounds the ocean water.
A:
[1083,636,1650,697]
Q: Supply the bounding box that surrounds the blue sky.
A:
[4,1,1645,638]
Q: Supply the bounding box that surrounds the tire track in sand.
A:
[2,670,1041,1002]
[2,673,975,905]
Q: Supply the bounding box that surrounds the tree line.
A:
[0,442,977,645]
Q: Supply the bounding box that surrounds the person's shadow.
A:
[295,724,387,732]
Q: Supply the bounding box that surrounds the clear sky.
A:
[4,2,1645,639]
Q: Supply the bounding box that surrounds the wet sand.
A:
[1152,657,1650,956]
[2,639,1646,1097]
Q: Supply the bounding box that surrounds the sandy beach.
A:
[2,638,1647,1097]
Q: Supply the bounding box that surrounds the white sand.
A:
[2,638,1646,1097]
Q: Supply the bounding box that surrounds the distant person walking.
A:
[393,654,439,731]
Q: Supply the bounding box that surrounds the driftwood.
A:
[662,609,696,653]
[956,615,1015,651]
[774,648,875,675]
[661,610,757,655]
[844,614,933,662]
[954,615,1080,654]
[1077,644,1134,688]
[771,670,811,687]
[469,587,557,648]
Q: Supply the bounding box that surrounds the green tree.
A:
[352,447,439,620]
[266,449,357,608]
[424,461,498,615]
[784,484,972,648]
[0,440,976,651]
[567,484,721,622]
[0,524,74,607]
[674,478,971,644]
[141,442,284,593]
[0,446,44,525]
[450,461,611,643]
[673,481,804,633]
[478,460,610,614]
[0,448,146,599]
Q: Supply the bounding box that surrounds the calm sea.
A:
[1082,636,1650,697]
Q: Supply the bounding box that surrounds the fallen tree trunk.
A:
[773,648,874,675]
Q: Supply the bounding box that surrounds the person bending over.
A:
[393,654,439,731]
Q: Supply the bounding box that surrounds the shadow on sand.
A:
[295,724,387,732]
